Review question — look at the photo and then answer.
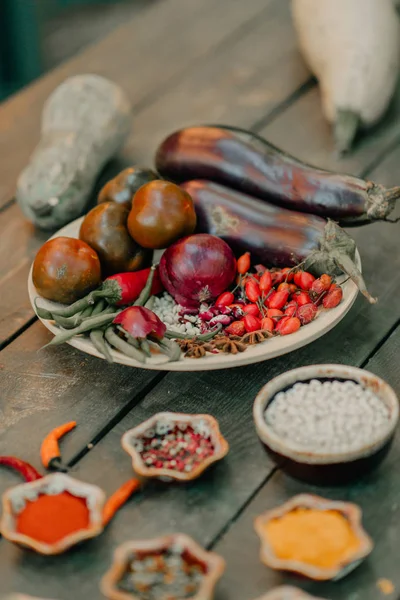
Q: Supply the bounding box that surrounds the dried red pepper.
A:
[40,421,77,471]
[0,456,42,482]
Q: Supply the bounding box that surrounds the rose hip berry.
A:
[323,284,343,308]
[284,300,298,317]
[310,274,332,296]
[293,291,312,307]
[259,270,272,294]
[281,267,294,282]
[294,271,316,290]
[243,314,261,333]
[216,291,234,307]
[279,316,301,336]
[237,252,251,275]
[225,321,246,337]
[267,290,290,310]
[245,280,261,303]
[243,303,260,317]
[297,303,318,324]
[261,317,274,332]
[267,308,284,320]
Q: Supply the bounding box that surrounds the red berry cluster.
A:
[220,255,343,338]
[135,423,215,473]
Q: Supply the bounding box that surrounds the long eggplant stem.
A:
[332,252,377,304]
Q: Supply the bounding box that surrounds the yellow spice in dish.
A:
[264,508,361,569]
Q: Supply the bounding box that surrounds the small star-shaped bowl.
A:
[254,494,373,581]
[1,473,106,555]
[253,587,327,600]
[100,532,225,600]
[121,412,229,482]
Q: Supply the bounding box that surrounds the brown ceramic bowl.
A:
[121,412,229,482]
[254,494,373,581]
[253,587,327,600]
[1,473,106,555]
[253,364,399,485]
[100,533,225,600]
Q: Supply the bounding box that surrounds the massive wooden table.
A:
[0,1,399,598]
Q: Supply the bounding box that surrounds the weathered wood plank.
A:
[0,0,311,345]
[0,321,163,494]
[212,327,400,600]
[0,0,274,209]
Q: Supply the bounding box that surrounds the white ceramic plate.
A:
[28,217,359,371]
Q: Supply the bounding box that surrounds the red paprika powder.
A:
[16,491,90,544]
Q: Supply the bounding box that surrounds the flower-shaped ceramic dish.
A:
[254,494,373,581]
[1,473,106,555]
[253,364,399,485]
[121,412,229,482]
[100,533,225,600]
[252,587,327,600]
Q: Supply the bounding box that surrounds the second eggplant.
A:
[156,125,400,225]
[181,180,376,303]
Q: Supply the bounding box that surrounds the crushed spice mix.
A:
[264,507,361,569]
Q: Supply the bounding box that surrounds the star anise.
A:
[185,345,207,359]
[177,338,214,358]
[241,330,272,345]
[212,336,248,354]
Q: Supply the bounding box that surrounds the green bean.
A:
[164,323,222,341]
[91,299,107,316]
[134,264,157,306]
[104,328,146,363]
[115,325,140,348]
[53,312,83,329]
[90,329,113,363]
[43,289,108,318]
[34,299,54,320]
[144,296,155,310]
[140,339,152,357]
[43,312,119,348]
[158,338,182,362]
[81,304,95,318]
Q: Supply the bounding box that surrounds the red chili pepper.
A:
[225,321,246,336]
[259,271,272,294]
[243,303,260,317]
[103,267,164,306]
[293,291,312,307]
[323,284,343,308]
[284,301,298,318]
[294,271,316,291]
[237,252,251,275]
[310,274,332,296]
[245,280,261,303]
[243,314,261,333]
[297,303,318,324]
[267,290,289,310]
[0,456,42,482]
[102,479,141,526]
[279,316,301,335]
[261,317,274,332]
[40,421,77,471]
[215,291,235,307]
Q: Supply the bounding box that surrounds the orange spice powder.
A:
[16,492,90,544]
[264,507,361,569]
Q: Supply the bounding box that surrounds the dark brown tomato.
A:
[32,237,101,304]
[97,166,159,209]
[127,180,197,249]
[79,202,152,277]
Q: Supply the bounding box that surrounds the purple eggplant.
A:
[181,180,376,303]
[155,125,400,225]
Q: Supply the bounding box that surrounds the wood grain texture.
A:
[0,0,311,345]
[0,321,162,494]
[212,328,400,600]
[0,0,273,210]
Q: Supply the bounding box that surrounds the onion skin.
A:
[159,233,237,307]
[181,180,376,304]
[155,125,400,224]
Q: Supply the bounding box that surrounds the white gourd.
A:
[291,0,400,153]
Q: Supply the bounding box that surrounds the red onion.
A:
[159,234,237,307]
